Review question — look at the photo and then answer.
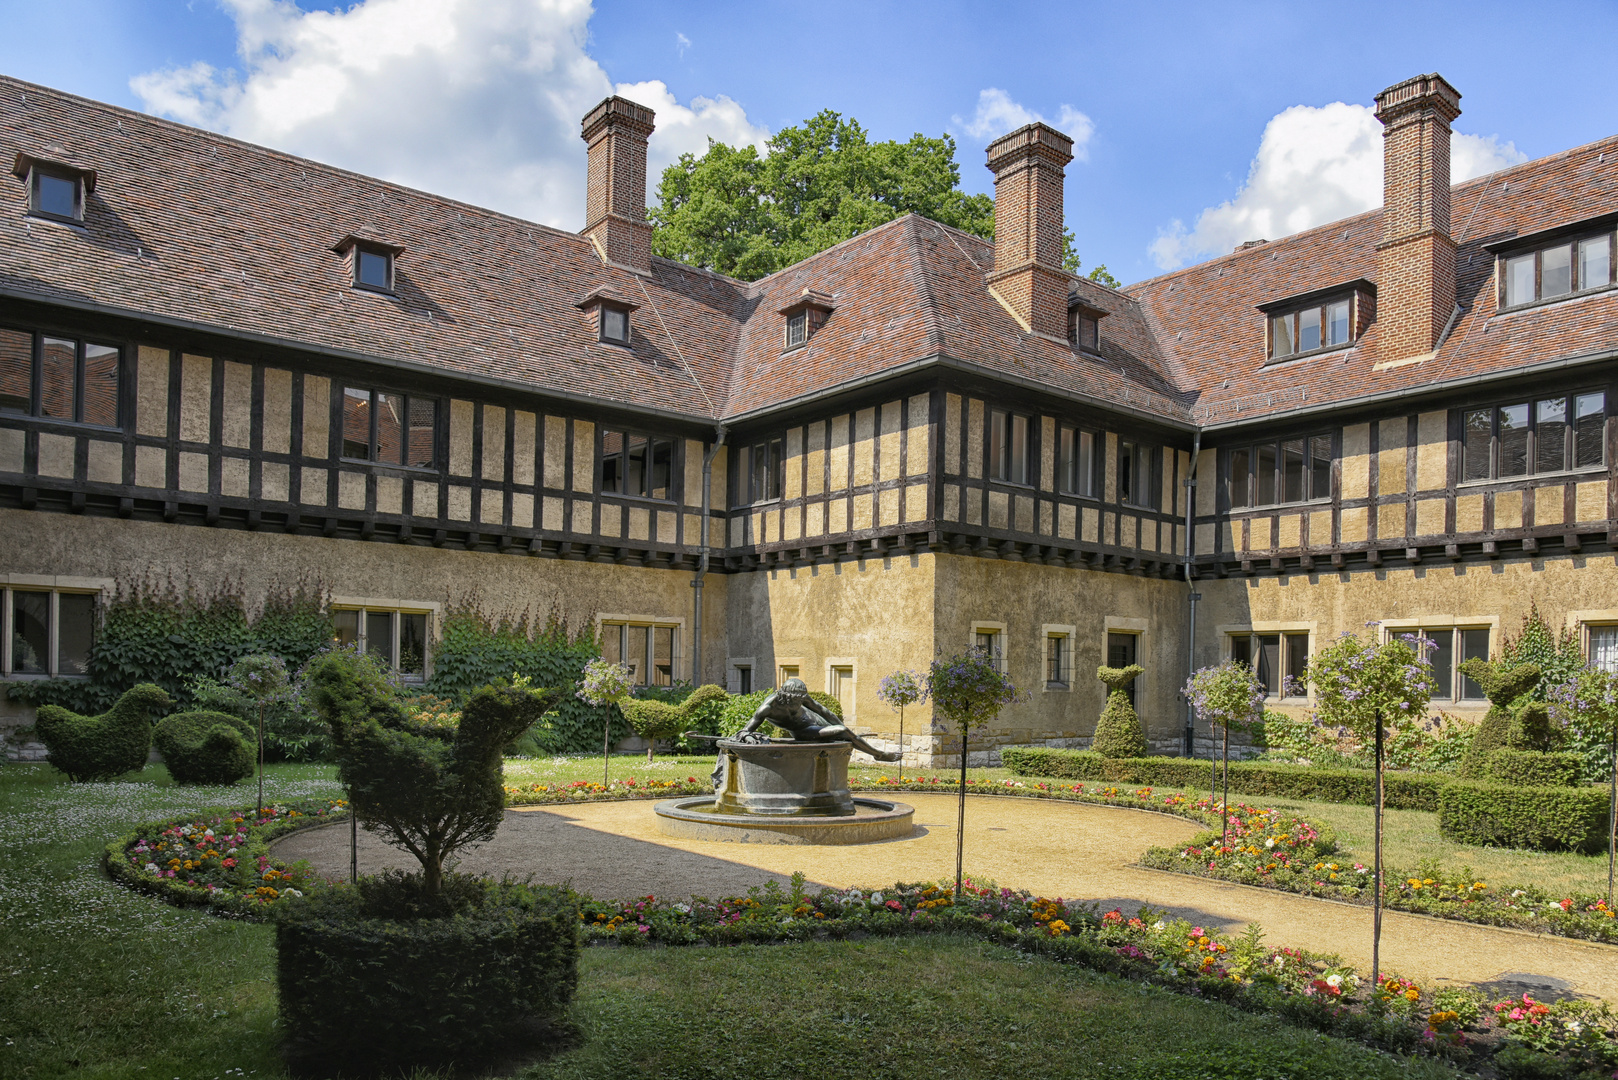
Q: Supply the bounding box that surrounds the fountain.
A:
[653,737,916,845]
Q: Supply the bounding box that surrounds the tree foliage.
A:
[1305,630,1435,738]
[928,649,1024,736]
[1092,665,1148,759]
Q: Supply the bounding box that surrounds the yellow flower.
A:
[1405,989,1420,1001]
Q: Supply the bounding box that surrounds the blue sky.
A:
[4,0,1616,284]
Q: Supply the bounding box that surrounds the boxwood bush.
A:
[1436,780,1611,853]
[34,683,171,781]
[151,709,255,785]
[999,748,1452,811]
[276,874,580,1068]
[1483,748,1583,788]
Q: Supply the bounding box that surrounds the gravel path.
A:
[272,793,1618,1002]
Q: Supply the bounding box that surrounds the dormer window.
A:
[1258,280,1369,362]
[575,286,640,347]
[778,290,834,352]
[1067,301,1105,354]
[12,152,95,224]
[332,229,405,295]
[1490,222,1616,310]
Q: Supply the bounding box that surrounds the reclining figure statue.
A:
[734,677,902,762]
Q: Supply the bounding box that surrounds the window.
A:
[0,328,120,426]
[601,620,680,687]
[742,438,783,503]
[777,664,800,685]
[1410,627,1489,702]
[780,298,830,350]
[340,386,436,467]
[786,311,807,349]
[1057,426,1097,497]
[1268,296,1355,360]
[599,305,631,345]
[1229,632,1309,698]
[1500,231,1614,309]
[1069,309,1100,353]
[29,167,83,222]
[1462,393,1604,481]
[1106,632,1138,708]
[974,629,1005,673]
[354,246,393,291]
[1046,632,1070,688]
[333,606,430,680]
[990,410,1034,485]
[1118,439,1158,509]
[601,430,674,499]
[1227,434,1331,508]
[2,587,97,677]
[830,665,855,720]
[733,664,753,694]
[1589,626,1618,674]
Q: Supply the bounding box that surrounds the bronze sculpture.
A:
[734,677,903,762]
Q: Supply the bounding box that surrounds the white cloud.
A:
[129,0,768,230]
[676,32,691,58]
[952,88,1094,160]
[1149,102,1525,270]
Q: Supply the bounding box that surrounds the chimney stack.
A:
[1374,73,1461,362]
[580,96,656,275]
[985,123,1075,339]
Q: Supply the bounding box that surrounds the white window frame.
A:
[1042,623,1075,691]
[329,595,440,683]
[0,574,111,678]
[970,621,1007,673]
[1568,610,1618,674]
[1378,616,1499,706]
[598,613,687,688]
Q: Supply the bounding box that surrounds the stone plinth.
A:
[653,796,915,845]
[714,738,854,816]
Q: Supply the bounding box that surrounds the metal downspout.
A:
[691,424,728,686]
[1183,434,1201,758]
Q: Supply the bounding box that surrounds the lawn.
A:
[499,752,1021,788]
[0,761,1463,1080]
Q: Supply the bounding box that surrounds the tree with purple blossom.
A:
[1548,667,1618,905]
[1183,661,1266,848]
[876,669,928,781]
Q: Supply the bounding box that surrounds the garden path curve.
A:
[273,793,1618,1002]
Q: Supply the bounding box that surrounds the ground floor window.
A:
[1228,631,1308,698]
[1413,626,1489,702]
[732,664,753,694]
[829,664,855,720]
[1045,630,1071,689]
[333,606,430,681]
[777,663,800,686]
[2,587,97,677]
[601,620,680,687]
[972,624,1006,673]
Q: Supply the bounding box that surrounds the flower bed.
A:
[104,799,346,916]
[574,876,1618,1076]
[503,776,711,804]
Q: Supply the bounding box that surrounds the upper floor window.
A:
[1500,231,1613,309]
[779,291,834,351]
[602,429,674,499]
[1268,297,1353,360]
[1462,392,1604,481]
[333,605,430,681]
[340,386,436,467]
[1057,425,1097,497]
[1118,439,1159,509]
[354,246,394,291]
[1228,434,1332,508]
[1068,305,1103,354]
[3,586,97,678]
[0,327,120,427]
[990,409,1034,485]
[599,305,631,345]
[30,168,83,222]
[742,438,783,503]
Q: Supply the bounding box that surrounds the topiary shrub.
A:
[153,710,255,785]
[1092,665,1148,759]
[34,683,171,781]
[717,688,842,738]
[1483,748,1583,788]
[1437,779,1610,852]
[1456,659,1541,778]
[619,684,728,760]
[276,873,580,1070]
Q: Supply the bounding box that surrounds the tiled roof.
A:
[4,73,1618,432]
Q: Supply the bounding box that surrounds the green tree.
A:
[1183,661,1267,847]
[1061,227,1120,287]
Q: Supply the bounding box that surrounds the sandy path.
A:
[272,793,1618,1001]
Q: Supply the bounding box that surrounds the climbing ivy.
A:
[1498,603,1588,703]
[424,600,625,755]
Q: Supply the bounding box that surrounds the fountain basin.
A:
[713,738,855,816]
[654,796,916,845]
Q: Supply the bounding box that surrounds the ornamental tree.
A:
[1304,627,1435,988]
[1548,668,1618,905]
[577,659,633,783]
[876,670,928,781]
[227,653,294,814]
[1183,661,1267,847]
[927,648,1025,895]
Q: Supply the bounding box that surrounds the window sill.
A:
[351,282,397,297]
[3,673,89,681]
[1496,282,1617,317]
[1234,497,1332,511]
[1457,464,1607,489]
[600,491,678,503]
[25,211,87,231]
[781,342,808,355]
[597,336,633,349]
[1263,341,1355,367]
[1043,681,1070,692]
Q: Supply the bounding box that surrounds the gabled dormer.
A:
[12,149,96,225]
[778,289,835,352]
[332,227,405,294]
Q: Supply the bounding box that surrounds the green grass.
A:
[500,753,1021,788]
[0,760,1463,1079]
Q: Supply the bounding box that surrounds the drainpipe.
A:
[690,424,728,686]
[1182,433,1201,758]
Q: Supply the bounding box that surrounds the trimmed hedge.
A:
[999,748,1453,811]
[275,877,580,1067]
[1483,748,1583,788]
[152,710,255,785]
[35,683,171,781]
[1436,781,1612,853]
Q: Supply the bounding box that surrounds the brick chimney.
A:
[580,96,656,274]
[985,123,1074,339]
[1374,73,1461,362]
